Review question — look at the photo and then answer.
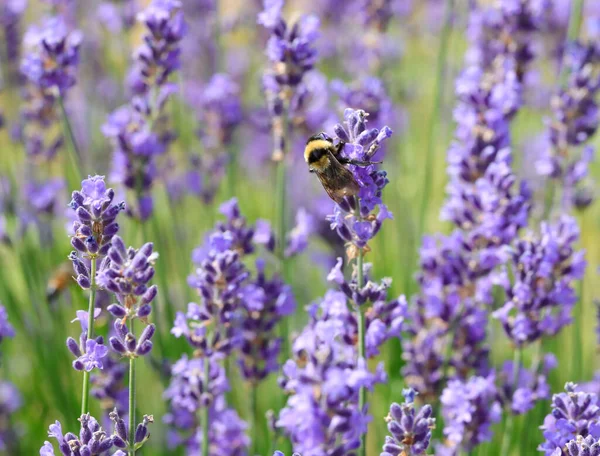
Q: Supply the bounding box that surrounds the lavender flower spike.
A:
[565,435,600,456]
[68,175,125,260]
[40,414,115,455]
[539,383,600,455]
[381,388,435,456]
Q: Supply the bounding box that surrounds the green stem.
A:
[201,357,210,456]
[499,348,521,456]
[356,198,367,456]
[416,0,454,241]
[58,93,84,181]
[129,319,136,456]
[80,256,97,416]
[249,383,258,456]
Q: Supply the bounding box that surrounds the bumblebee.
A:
[46,261,73,302]
[304,132,379,203]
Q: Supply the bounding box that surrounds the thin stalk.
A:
[128,319,136,456]
[80,256,97,415]
[274,111,290,357]
[416,0,454,241]
[499,348,521,456]
[201,357,210,456]
[249,383,258,456]
[355,198,367,456]
[58,94,84,181]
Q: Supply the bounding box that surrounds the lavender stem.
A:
[129,319,136,456]
[80,256,96,415]
[201,357,210,456]
[58,93,83,184]
[499,347,521,456]
[355,197,367,456]
[249,383,257,455]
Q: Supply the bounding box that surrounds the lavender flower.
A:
[98,236,158,357]
[90,354,128,413]
[239,258,295,382]
[66,335,109,372]
[164,355,249,455]
[565,435,600,456]
[536,41,600,211]
[539,383,600,455]
[1,0,27,72]
[40,414,116,455]
[104,0,186,220]
[381,388,435,456]
[20,16,82,94]
[0,305,15,343]
[438,375,502,454]
[173,231,247,357]
[0,381,21,452]
[277,289,387,454]
[327,108,393,252]
[258,0,320,160]
[493,216,586,346]
[284,207,314,257]
[129,0,187,96]
[498,354,556,415]
[68,175,125,260]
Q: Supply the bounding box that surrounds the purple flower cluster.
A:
[0,305,15,343]
[498,354,556,415]
[404,0,543,402]
[402,231,497,399]
[381,388,435,456]
[327,108,393,252]
[563,435,600,456]
[537,41,600,211]
[181,73,243,203]
[277,289,387,455]
[66,333,108,372]
[98,236,159,358]
[258,0,320,160]
[326,259,407,357]
[493,216,586,346]
[539,383,600,455]
[163,355,248,454]
[0,381,21,452]
[104,0,186,220]
[40,414,122,456]
[174,198,293,377]
[68,175,125,261]
[1,0,27,71]
[20,16,82,94]
[438,375,502,454]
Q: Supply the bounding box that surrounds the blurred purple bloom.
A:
[539,383,600,455]
[498,354,556,415]
[0,305,15,343]
[20,16,82,93]
[285,207,314,257]
[1,0,27,69]
[278,288,387,454]
[0,381,21,452]
[493,216,585,345]
[439,375,502,453]
[164,356,249,454]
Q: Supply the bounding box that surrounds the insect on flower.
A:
[304,132,380,203]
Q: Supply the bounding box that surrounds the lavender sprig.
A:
[68,175,124,416]
[381,388,435,456]
[101,235,159,455]
[103,0,186,220]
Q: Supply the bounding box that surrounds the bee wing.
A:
[314,153,360,203]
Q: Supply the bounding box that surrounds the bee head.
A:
[305,132,334,171]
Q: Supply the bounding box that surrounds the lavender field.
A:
[1,0,600,455]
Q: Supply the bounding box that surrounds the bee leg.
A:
[334,140,346,155]
[337,157,382,167]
